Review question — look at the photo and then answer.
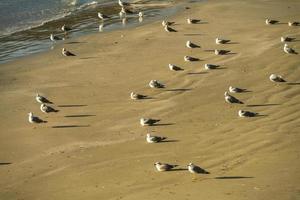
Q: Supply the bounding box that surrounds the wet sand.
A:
[0,0,300,199]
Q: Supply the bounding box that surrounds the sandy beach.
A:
[0,0,300,199]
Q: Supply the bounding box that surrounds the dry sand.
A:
[0,0,300,199]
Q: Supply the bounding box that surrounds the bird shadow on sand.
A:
[160,139,179,143]
[52,125,90,128]
[215,176,254,179]
[0,162,12,165]
[151,123,174,127]
[166,88,192,92]
[247,104,279,107]
[186,72,208,75]
[287,82,300,85]
[184,33,204,36]
[169,168,188,171]
[57,104,88,107]
[227,42,240,44]
[64,114,96,118]
[80,57,98,60]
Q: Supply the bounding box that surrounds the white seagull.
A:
[169,64,183,71]
[164,25,177,32]
[187,163,210,174]
[224,92,244,104]
[146,133,167,143]
[280,36,294,42]
[288,21,299,26]
[50,34,63,42]
[229,86,246,93]
[130,92,147,100]
[40,104,59,113]
[62,48,76,56]
[238,110,258,117]
[154,162,178,172]
[28,112,47,124]
[204,63,219,70]
[149,80,165,88]
[283,43,297,54]
[98,12,110,20]
[186,41,200,48]
[216,38,230,44]
[61,24,72,32]
[138,11,143,17]
[140,118,160,126]
[215,49,231,55]
[265,18,278,25]
[269,74,286,82]
[162,20,174,26]
[184,55,198,62]
[36,93,53,104]
[187,18,201,24]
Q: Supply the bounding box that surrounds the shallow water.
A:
[0,0,181,64]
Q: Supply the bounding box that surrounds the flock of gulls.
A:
[28,1,298,174]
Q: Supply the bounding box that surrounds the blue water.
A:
[0,0,110,35]
[0,0,180,64]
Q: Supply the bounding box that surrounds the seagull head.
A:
[28,112,33,116]
[154,162,161,166]
[284,43,288,47]
[146,133,151,137]
[238,110,244,115]
[188,163,193,166]
[36,93,40,97]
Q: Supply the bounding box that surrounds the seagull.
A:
[169,64,184,71]
[216,38,230,44]
[162,20,174,26]
[62,48,76,56]
[269,74,286,82]
[149,80,165,88]
[130,92,147,100]
[36,93,53,104]
[204,63,219,70]
[280,36,294,42]
[138,11,143,17]
[154,162,178,172]
[215,49,231,55]
[187,18,201,24]
[98,12,110,20]
[186,41,200,48]
[229,86,247,93]
[187,163,210,174]
[146,133,167,143]
[120,6,134,16]
[164,25,177,32]
[224,92,244,104]
[118,0,130,7]
[265,19,278,25]
[140,118,160,126]
[40,104,59,113]
[61,24,72,32]
[283,43,297,54]
[184,56,198,62]
[288,21,299,26]
[50,34,63,42]
[28,112,47,124]
[238,110,258,117]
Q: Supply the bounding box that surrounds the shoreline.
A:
[0,0,181,64]
[0,0,300,199]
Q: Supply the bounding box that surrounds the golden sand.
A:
[0,0,299,199]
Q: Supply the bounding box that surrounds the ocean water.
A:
[0,0,180,64]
